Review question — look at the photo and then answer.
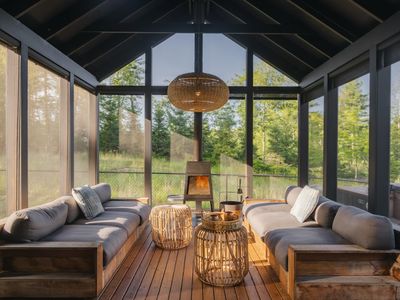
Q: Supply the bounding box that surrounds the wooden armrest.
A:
[289,244,400,254]
[110,197,149,204]
[0,241,101,250]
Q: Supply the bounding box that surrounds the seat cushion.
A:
[265,228,350,270]
[103,200,151,224]
[245,202,317,238]
[42,224,127,266]
[333,206,395,250]
[73,211,140,235]
[56,195,82,223]
[1,200,68,242]
[91,183,112,204]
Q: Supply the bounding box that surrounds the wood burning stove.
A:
[184,161,214,211]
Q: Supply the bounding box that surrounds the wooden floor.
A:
[99,225,289,300]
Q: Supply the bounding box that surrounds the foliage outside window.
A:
[99,95,145,197]
[74,85,93,187]
[0,43,18,218]
[253,56,297,86]
[337,74,369,209]
[308,97,324,189]
[391,61,400,184]
[28,60,67,206]
[100,55,144,86]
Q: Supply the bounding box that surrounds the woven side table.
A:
[194,212,249,286]
[150,204,192,250]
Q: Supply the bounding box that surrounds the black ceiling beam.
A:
[57,0,157,56]
[350,0,393,23]
[287,0,358,43]
[37,0,110,41]
[71,0,185,67]
[83,23,305,34]
[0,0,41,18]
[212,0,321,69]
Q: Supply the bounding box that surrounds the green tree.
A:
[152,97,170,158]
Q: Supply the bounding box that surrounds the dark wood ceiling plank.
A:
[212,0,322,69]
[243,0,337,58]
[60,0,171,56]
[1,0,42,18]
[77,1,187,68]
[39,0,109,40]
[83,23,304,34]
[350,0,394,23]
[287,0,357,43]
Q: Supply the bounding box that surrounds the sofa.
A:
[0,183,151,298]
[244,186,400,300]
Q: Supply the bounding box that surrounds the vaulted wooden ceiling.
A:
[1,0,399,82]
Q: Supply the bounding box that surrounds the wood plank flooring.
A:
[99,225,289,300]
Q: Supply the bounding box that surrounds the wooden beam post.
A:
[144,48,152,203]
[368,46,390,215]
[323,74,338,199]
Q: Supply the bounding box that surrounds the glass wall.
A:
[203,34,246,85]
[337,74,369,209]
[391,61,400,184]
[253,99,298,199]
[253,56,297,86]
[74,85,93,186]
[203,99,246,204]
[308,96,324,189]
[0,43,18,218]
[100,54,145,86]
[28,60,67,206]
[152,34,194,85]
[99,95,145,198]
[152,95,194,205]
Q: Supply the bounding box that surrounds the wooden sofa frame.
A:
[246,199,400,300]
[0,198,149,299]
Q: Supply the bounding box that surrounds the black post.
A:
[368,46,390,216]
[298,93,309,187]
[194,32,203,161]
[323,74,338,199]
[20,43,28,209]
[144,48,152,202]
[246,49,253,197]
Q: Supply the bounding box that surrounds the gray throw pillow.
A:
[72,186,104,219]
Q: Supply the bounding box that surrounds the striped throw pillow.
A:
[290,185,320,223]
[72,186,104,219]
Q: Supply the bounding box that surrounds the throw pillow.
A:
[72,186,104,219]
[290,185,320,223]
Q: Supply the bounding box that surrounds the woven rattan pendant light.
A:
[167,72,229,112]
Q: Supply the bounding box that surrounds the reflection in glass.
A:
[337,74,369,209]
[308,97,324,189]
[99,95,145,197]
[253,99,298,199]
[74,85,93,186]
[28,60,66,205]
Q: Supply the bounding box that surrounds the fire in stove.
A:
[188,176,210,195]
[184,161,213,202]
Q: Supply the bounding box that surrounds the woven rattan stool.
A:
[150,204,192,250]
[194,212,249,286]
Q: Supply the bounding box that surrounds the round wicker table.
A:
[150,204,192,250]
[194,212,249,286]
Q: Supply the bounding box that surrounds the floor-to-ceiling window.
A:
[74,85,94,187]
[253,98,298,199]
[99,94,145,198]
[0,42,18,217]
[28,60,67,206]
[308,96,324,189]
[337,74,370,209]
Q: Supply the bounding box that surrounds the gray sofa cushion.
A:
[103,200,151,224]
[1,200,68,242]
[333,206,395,250]
[42,224,127,266]
[73,211,140,235]
[315,198,342,228]
[56,195,82,223]
[285,186,303,207]
[265,228,350,270]
[245,202,317,237]
[92,183,112,204]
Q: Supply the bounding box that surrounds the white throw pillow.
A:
[72,186,104,219]
[290,185,320,223]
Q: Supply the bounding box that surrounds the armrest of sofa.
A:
[287,244,400,299]
[110,197,149,205]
